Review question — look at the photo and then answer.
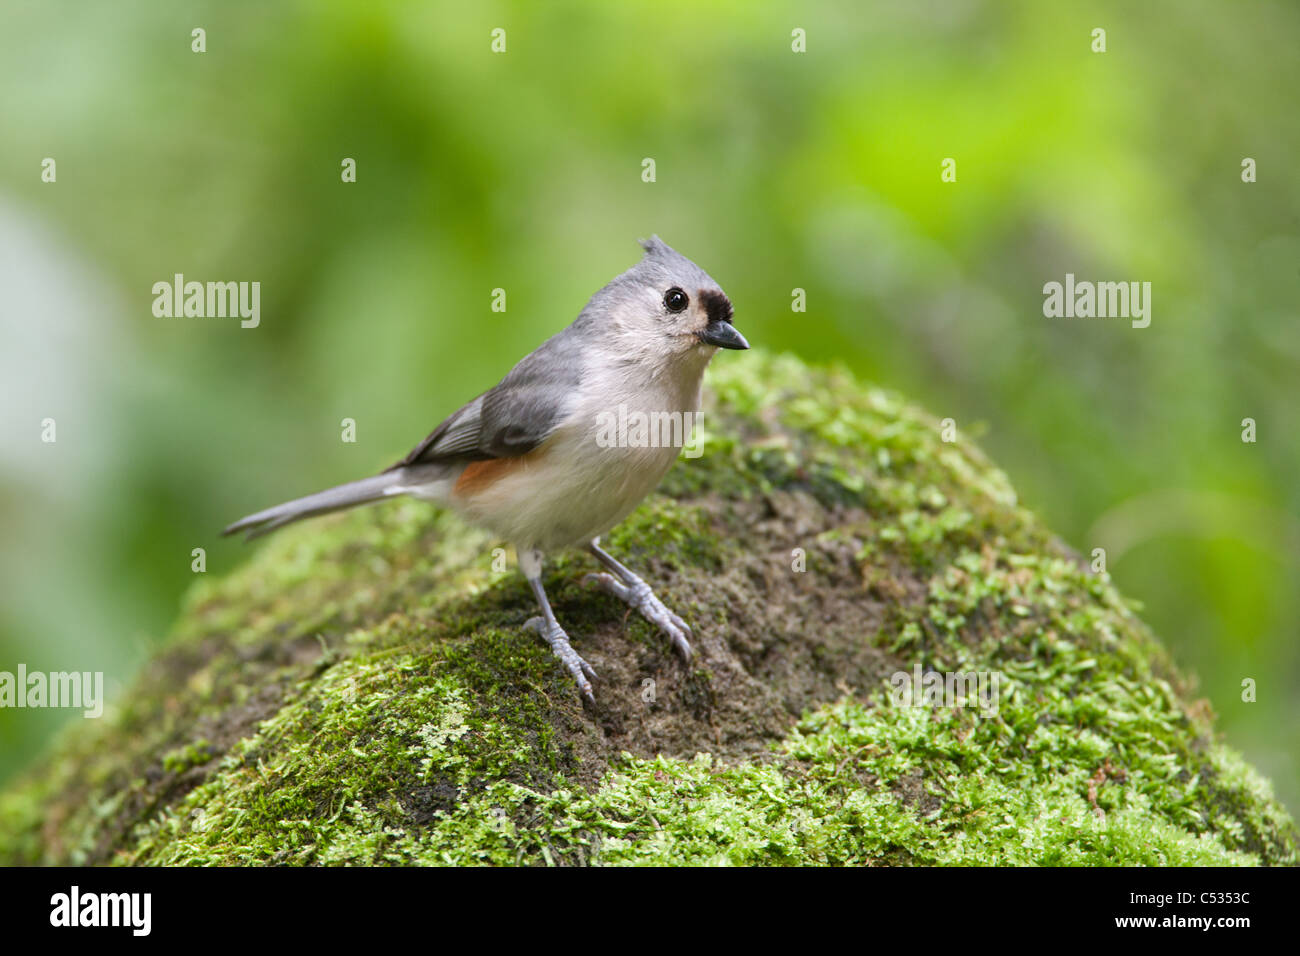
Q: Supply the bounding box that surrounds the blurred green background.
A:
[1,0,1297,816]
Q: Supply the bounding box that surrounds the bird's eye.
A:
[664,287,689,313]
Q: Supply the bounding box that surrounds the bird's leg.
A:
[519,547,596,703]
[583,539,693,661]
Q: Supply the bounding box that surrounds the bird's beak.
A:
[699,320,750,350]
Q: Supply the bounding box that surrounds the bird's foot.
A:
[524,616,596,703]
[583,573,693,661]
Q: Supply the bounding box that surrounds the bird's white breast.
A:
[449,354,707,551]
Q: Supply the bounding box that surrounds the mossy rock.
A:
[1,352,1294,866]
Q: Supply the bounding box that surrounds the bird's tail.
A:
[223,473,403,540]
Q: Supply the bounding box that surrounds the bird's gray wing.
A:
[385,335,582,471]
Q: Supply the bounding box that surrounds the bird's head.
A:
[582,237,749,366]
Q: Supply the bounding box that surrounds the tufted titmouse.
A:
[224,237,748,702]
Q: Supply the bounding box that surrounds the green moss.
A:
[0,351,1294,866]
[161,740,214,775]
[538,701,1260,867]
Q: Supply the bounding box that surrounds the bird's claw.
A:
[525,616,596,702]
[583,572,694,661]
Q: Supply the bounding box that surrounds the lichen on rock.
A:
[1,352,1294,865]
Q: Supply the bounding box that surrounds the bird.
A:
[223,237,748,703]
